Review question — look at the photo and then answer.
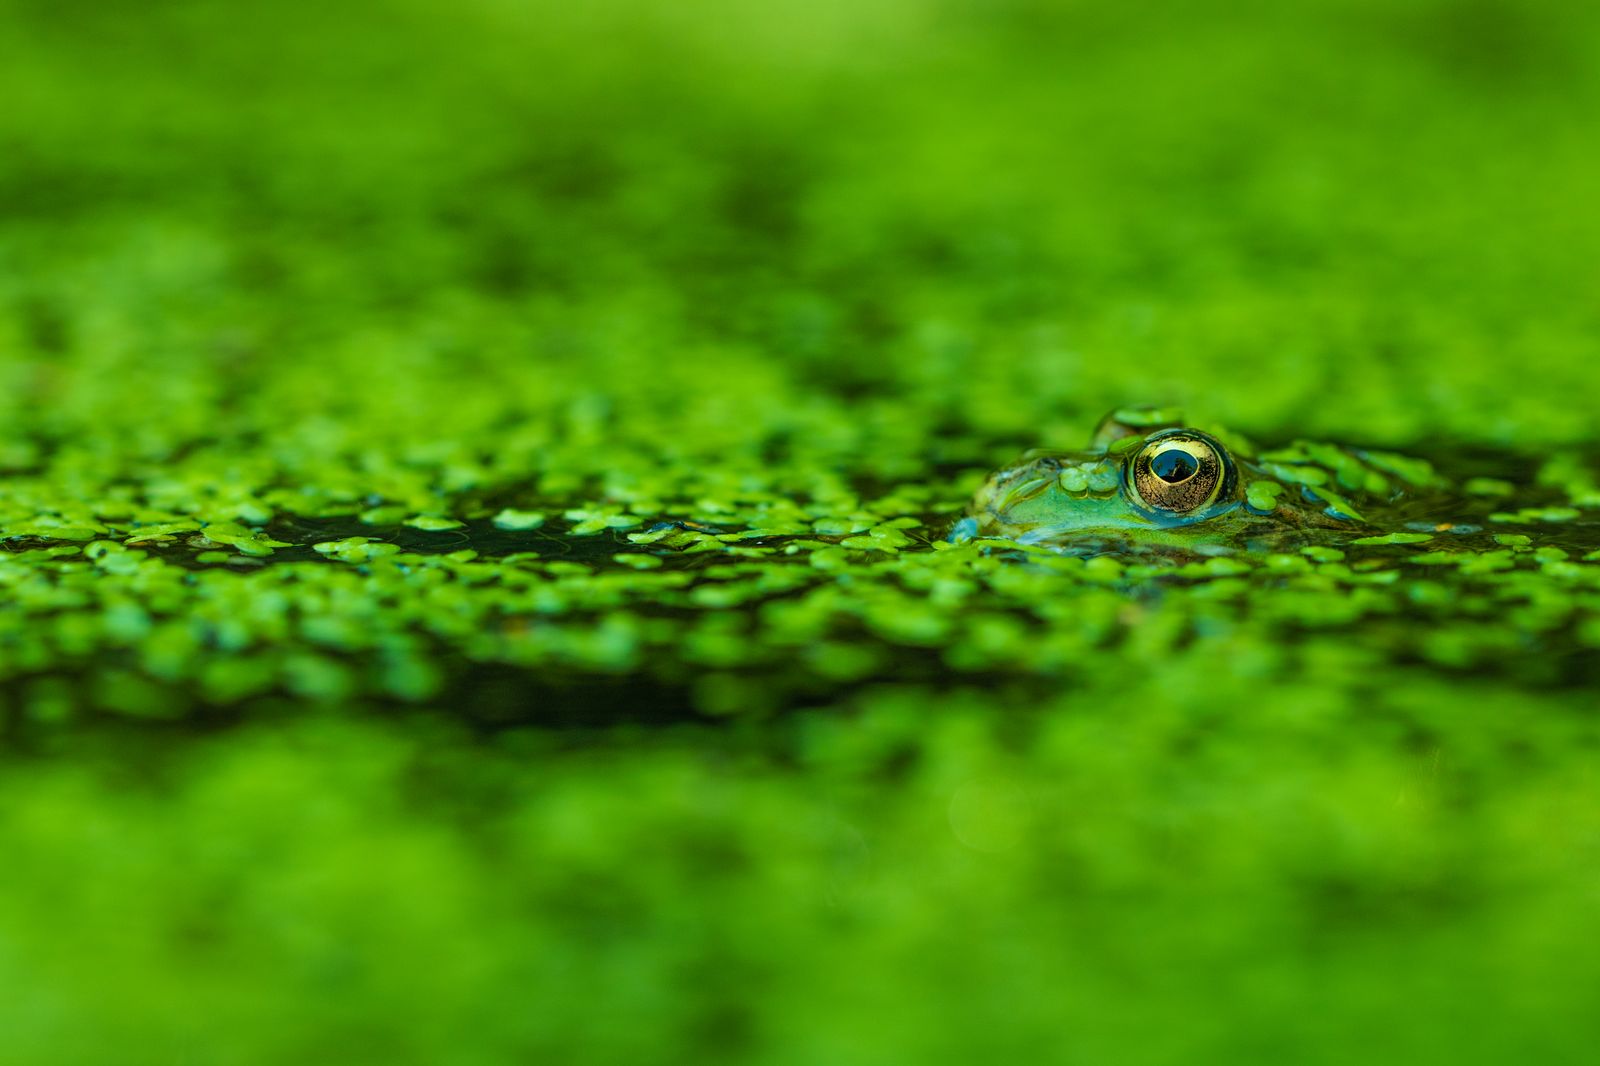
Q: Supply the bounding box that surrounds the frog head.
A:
[951,408,1414,556]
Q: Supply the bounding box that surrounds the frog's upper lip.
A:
[989,472,1057,511]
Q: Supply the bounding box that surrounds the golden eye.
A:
[1129,432,1231,514]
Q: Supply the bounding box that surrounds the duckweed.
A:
[1245,479,1285,512]
[5,1,1600,1063]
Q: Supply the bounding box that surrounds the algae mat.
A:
[3,1,1600,1063]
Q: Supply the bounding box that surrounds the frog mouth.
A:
[1011,525,1235,555]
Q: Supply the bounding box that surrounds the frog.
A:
[949,406,1462,556]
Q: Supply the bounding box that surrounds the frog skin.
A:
[950,407,1458,556]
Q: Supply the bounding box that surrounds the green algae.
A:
[6,0,1600,1062]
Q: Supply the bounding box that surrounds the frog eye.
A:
[1128,431,1231,514]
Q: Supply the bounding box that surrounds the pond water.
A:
[4,441,1597,733]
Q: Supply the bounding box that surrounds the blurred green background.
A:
[3,0,1600,1062]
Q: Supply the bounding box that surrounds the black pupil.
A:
[1150,449,1199,483]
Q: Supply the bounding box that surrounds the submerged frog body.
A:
[952,407,1458,556]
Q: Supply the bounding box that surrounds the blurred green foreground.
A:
[2,0,1600,1062]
